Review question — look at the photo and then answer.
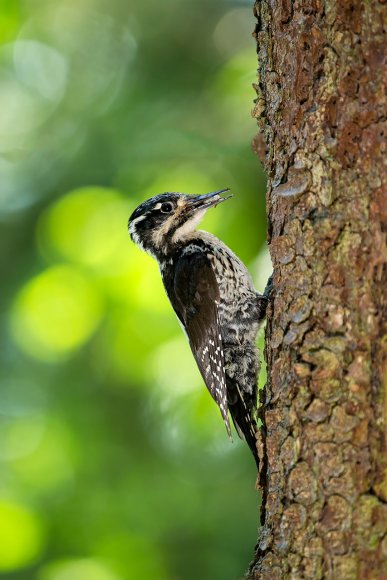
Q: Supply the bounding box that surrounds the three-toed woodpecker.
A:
[128,189,271,467]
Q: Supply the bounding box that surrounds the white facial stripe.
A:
[129,214,146,235]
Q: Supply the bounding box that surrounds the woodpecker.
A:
[128,189,272,468]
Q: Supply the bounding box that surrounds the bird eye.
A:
[160,202,173,213]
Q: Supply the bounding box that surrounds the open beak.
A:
[187,188,232,212]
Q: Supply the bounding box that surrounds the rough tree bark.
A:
[249,1,386,578]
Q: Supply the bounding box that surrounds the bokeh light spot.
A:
[0,40,67,139]
[95,533,168,580]
[13,40,68,102]
[39,558,119,580]
[251,245,273,293]
[11,418,76,492]
[39,187,128,269]
[210,50,258,141]
[151,336,198,396]
[0,499,45,572]
[213,8,256,57]
[0,414,45,461]
[99,246,169,311]
[10,265,103,361]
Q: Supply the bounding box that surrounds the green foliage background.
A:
[0,1,270,578]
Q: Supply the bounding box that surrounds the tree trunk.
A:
[249,1,386,578]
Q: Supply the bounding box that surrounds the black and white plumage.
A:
[128,190,271,467]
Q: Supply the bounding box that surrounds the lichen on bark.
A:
[249,1,386,578]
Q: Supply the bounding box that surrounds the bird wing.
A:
[166,251,231,438]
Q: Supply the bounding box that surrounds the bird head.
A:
[128,189,231,258]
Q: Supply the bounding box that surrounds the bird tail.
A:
[229,387,260,469]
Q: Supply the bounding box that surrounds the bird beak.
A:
[187,188,233,212]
